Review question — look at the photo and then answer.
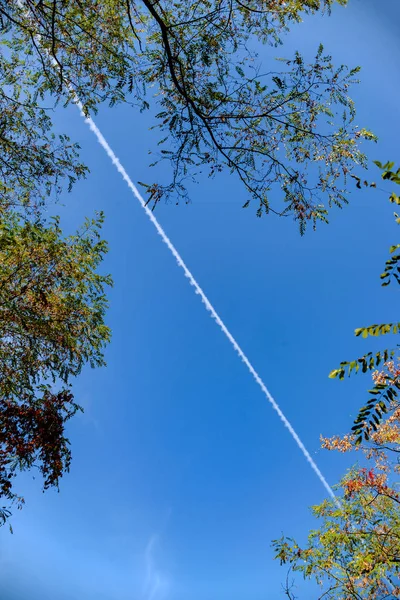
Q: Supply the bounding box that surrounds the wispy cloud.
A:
[77,393,102,433]
[142,535,169,600]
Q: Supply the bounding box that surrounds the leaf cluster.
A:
[0,211,112,524]
[1,0,373,231]
[0,44,88,213]
[329,162,400,442]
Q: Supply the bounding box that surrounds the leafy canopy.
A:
[1,3,115,526]
[1,0,374,232]
[329,163,400,442]
[0,45,88,214]
[274,169,400,598]
[273,390,400,599]
[0,211,112,526]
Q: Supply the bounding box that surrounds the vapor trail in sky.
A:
[77,105,338,505]
[15,0,337,504]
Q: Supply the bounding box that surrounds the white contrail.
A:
[75,103,338,504]
[14,0,337,503]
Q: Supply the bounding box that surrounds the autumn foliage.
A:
[0,213,111,526]
[329,162,400,441]
[274,364,400,598]
[2,0,372,232]
[0,390,79,525]
[273,164,400,597]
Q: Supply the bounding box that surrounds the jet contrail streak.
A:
[14,0,337,503]
[77,103,338,504]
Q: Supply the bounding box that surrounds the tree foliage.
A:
[0,45,88,214]
[1,2,116,527]
[329,163,400,442]
[273,388,400,598]
[0,212,112,526]
[1,0,374,231]
[274,169,400,596]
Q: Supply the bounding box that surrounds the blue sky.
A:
[1,1,400,598]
